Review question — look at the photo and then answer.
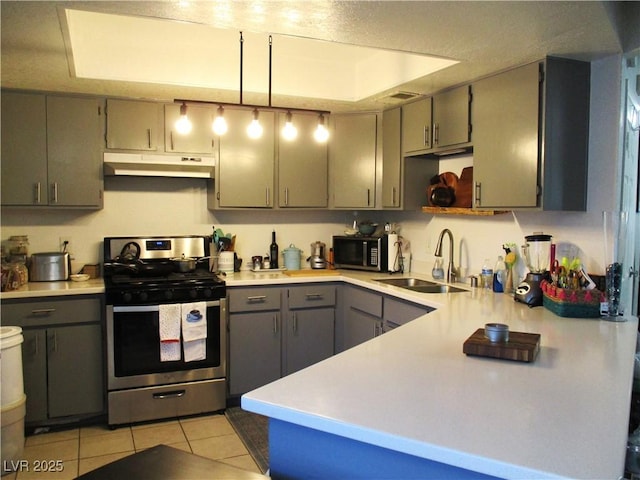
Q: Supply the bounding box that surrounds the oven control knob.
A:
[164,290,174,300]
[122,292,133,303]
[189,289,198,299]
[138,291,148,302]
[203,288,212,298]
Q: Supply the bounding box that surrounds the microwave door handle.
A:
[362,241,367,266]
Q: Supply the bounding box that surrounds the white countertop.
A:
[241,269,639,479]
[1,278,105,299]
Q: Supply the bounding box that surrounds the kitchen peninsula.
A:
[239,271,638,479]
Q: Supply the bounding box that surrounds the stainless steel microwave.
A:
[332,235,389,271]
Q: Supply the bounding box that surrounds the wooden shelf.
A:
[421,206,510,216]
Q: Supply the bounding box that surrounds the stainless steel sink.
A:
[374,278,438,288]
[374,277,466,293]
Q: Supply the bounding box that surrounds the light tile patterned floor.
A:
[3,413,261,479]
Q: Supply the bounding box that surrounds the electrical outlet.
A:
[59,237,72,253]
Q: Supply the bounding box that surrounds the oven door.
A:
[106,299,226,390]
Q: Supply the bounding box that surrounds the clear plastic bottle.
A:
[493,256,506,293]
[432,258,444,280]
[481,259,493,289]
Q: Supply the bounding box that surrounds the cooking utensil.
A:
[171,254,197,272]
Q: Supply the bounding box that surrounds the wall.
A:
[0,55,621,285]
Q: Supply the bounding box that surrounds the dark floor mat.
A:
[225,406,269,473]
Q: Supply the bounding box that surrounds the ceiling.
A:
[0,1,630,113]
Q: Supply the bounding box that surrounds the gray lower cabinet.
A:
[285,285,335,375]
[473,56,590,210]
[1,91,104,208]
[228,284,336,395]
[341,285,433,351]
[3,295,104,424]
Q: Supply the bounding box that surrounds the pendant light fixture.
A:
[247,108,263,139]
[212,106,228,135]
[174,32,329,142]
[314,113,329,142]
[175,102,192,134]
[281,111,298,141]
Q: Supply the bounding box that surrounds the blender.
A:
[514,233,552,307]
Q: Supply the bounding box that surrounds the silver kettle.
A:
[308,241,326,269]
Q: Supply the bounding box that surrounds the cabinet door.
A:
[21,329,48,423]
[1,91,48,205]
[46,96,104,207]
[229,312,281,395]
[473,63,540,208]
[432,85,471,148]
[47,324,104,418]
[383,297,433,330]
[165,104,216,154]
[331,113,377,208]
[217,109,275,208]
[344,308,382,351]
[285,308,334,375]
[278,113,328,207]
[402,97,432,154]
[107,99,160,151]
[382,107,402,208]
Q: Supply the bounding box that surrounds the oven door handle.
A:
[153,390,186,400]
[112,300,221,313]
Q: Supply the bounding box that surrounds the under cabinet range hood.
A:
[103,153,215,178]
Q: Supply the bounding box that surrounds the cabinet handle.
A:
[305,293,323,299]
[266,187,270,206]
[284,187,289,206]
[48,331,58,353]
[34,183,41,204]
[367,189,371,206]
[246,295,267,302]
[273,315,278,334]
[424,125,430,146]
[153,390,185,399]
[51,182,58,204]
[170,131,175,151]
[147,128,152,149]
[32,334,39,356]
[293,313,298,334]
[474,182,481,207]
[434,123,439,145]
[392,187,397,206]
[31,308,55,315]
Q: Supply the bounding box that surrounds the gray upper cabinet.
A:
[402,97,432,155]
[1,91,48,206]
[330,113,377,208]
[278,112,328,208]
[382,107,402,208]
[106,99,161,151]
[1,91,104,208]
[165,104,216,154]
[473,57,590,210]
[431,85,472,149]
[214,109,275,208]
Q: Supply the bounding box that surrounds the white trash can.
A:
[0,326,24,406]
[1,394,26,475]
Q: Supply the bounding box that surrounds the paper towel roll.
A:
[388,234,399,272]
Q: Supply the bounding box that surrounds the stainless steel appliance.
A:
[514,233,552,307]
[103,235,226,427]
[333,235,389,272]
[309,241,327,269]
[29,252,70,281]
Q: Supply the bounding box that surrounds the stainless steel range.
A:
[103,235,226,427]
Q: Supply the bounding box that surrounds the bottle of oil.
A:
[269,230,279,269]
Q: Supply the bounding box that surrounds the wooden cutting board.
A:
[283,270,341,277]
[463,328,541,362]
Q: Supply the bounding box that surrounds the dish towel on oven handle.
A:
[181,301,207,362]
[159,304,181,362]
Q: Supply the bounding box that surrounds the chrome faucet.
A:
[434,228,457,283]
